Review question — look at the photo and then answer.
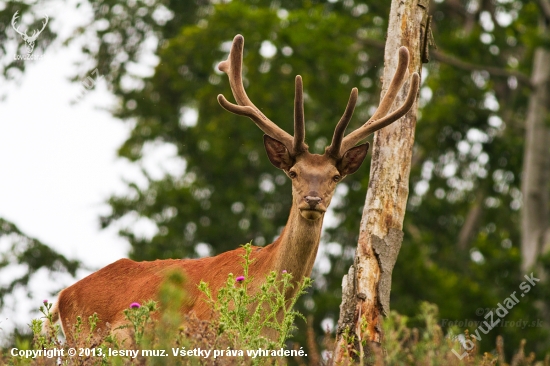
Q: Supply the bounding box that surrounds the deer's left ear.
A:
[338,143,369,176]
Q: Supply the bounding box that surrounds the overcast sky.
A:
[0,0,171,338]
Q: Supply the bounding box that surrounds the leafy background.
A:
[1,0,550,360]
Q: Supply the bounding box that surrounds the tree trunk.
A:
[458,190,484,250]
[333,0,426,361]
[520,17,550,273]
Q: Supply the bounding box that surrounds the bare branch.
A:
[358,38,533,89]
[431,50,533,88]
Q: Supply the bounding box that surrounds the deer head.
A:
[51,34,420,344]
[218,35,420,221]
[11,11,49,54]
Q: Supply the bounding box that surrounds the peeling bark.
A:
[372,228,403,316]
[336,265,357,337]
[333,0,425,361]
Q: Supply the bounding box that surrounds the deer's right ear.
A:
[264,135,294,170]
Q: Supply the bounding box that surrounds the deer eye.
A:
[333,175,341,183]
[289,171,297,179]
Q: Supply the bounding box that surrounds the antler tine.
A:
[218,35,248,106]
[370,47,410,121]
[340,73,420,155]
[293,76,307,154]
[326,87,358,158]
[217,35,296,152]
[339,47,420,155]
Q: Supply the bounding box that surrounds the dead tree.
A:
[333,0,429,361]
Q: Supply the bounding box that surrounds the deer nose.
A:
[304,196,322,209]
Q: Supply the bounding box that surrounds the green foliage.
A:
[326,302,547,365]
[2,255,311,365]
[198,243,312,352]
[29,300,60,352]
[374,302,546,365]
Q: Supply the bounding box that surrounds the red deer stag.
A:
[51,35,419,341]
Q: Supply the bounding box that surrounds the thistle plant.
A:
[29,300,57,351]
[198,242,312,352]
[118,300,157,346]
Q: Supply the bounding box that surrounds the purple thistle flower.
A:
[43,299,48,304]
[282,270,288,274]
[236,276,245,283]
[130,302,141,309]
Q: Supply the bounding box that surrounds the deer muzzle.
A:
[304,196,322,209]
[299,194,326,220]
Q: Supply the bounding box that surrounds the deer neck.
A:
[272,204,324,279]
